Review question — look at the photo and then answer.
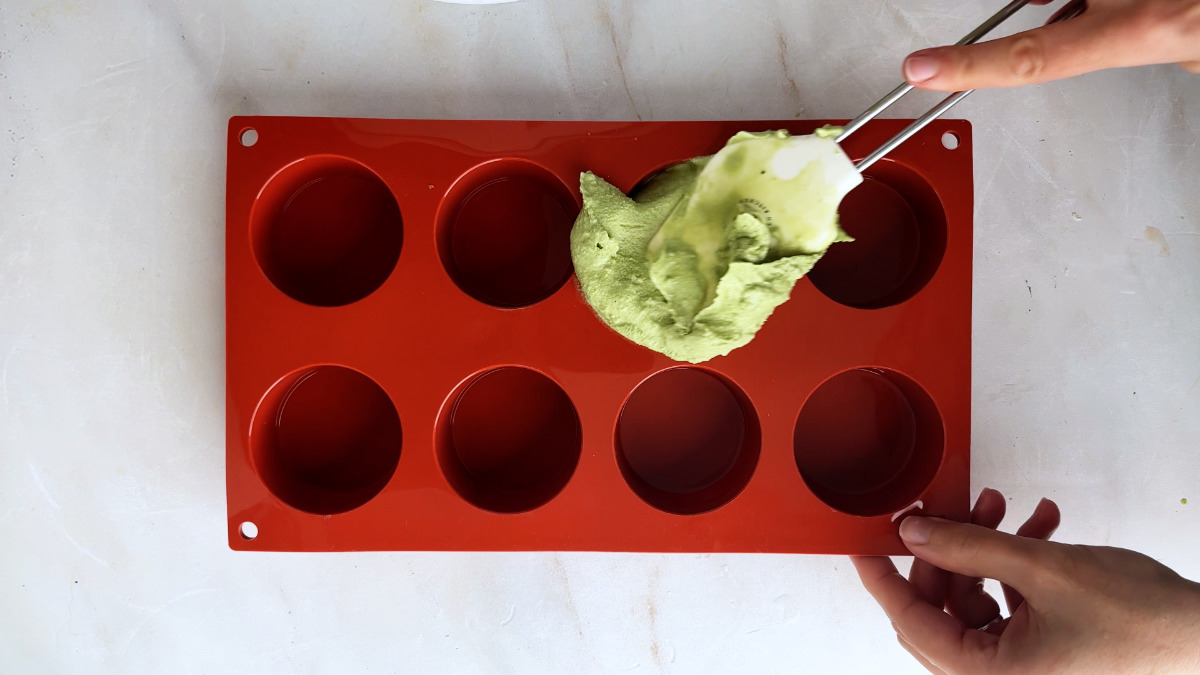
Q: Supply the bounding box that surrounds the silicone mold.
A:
[226,117,973,553]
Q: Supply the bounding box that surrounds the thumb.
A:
[899,516,1051,599]
[902,16,1116,91]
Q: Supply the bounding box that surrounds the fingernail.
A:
[899,516,934,544]
[904,53,939,83]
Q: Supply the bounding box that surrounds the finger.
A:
[947,577,1001,630]
[903,14,1119,91]
[946,489,1006,627]
[1002,498,1062,613]
[911,488,1004,615]
[909,558,950,608]
[852,556,996,670]
[1014,497,1060,539]
[899,516,1047,598]
[971,487,1007,528]
[983,616,1011,637]
[897,633,949,675]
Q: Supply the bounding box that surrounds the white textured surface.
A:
[765,135,861,194]
[1,1,1198,672]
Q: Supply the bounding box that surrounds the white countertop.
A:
[2,0,1197,672]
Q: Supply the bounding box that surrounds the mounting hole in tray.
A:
[251,155,403,307]
[437,366,582,513]
[941,132,960,150]
[793,368,943,516]
[616,368,760,515]
[239,128,258,147]
[808,160,947,309]
[438,159,579,308]
[238,521,258,540]
[251,365,402,515]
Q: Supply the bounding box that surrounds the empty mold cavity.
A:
[616,368,760,515]
[438,159,579,308]
[627,160,691,200]
[437,367,582,513]
[251,365,402,515]
[793,368,943,516]
[808,160,947,309]
[251,155,403,307]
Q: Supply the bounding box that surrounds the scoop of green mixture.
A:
[570,128,861,363]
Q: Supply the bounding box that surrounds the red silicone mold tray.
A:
[225,116,972,553]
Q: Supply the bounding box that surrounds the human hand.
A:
[852,489,1200,674]
[903,0,1200,90]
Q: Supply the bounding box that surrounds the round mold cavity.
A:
[437,366,582,513]
[616,367,761,515]
[793,368,944,516]
[627,160,692,200]
[437,159,579,308]
[808,160,948,309]
[250,155,403,307]
[251,365,402,515]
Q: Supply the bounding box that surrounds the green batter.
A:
[570,128,861,363]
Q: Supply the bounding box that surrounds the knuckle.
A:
[957,531,987,561]
[1029,543,1089,592]
[1188,4,1200,40]
[1007,36,1047,82]
[1118,5,1159,41]
[1123,0,1200,48]
[1171,2,1200,59]
[938,522,984,559]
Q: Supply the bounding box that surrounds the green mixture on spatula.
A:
[570,128,862,363]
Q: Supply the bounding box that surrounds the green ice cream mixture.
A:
[570,128,857,363]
